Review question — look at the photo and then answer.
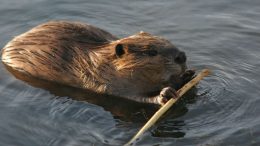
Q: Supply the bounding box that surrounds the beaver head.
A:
[94,31,188,96]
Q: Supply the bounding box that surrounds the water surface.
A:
[0,0,260,145]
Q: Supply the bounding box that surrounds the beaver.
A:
[1,21,194,105]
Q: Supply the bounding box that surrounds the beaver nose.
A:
[174,51,186,64]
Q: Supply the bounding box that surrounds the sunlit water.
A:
[0,0,260,146]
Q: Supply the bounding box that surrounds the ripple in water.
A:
[152,69,248,140]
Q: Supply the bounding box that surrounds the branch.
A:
[125,69,211,146]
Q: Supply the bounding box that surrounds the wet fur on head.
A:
[111,32,185,84]
[76,32,186,96]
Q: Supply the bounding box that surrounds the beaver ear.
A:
[115,44,125,57]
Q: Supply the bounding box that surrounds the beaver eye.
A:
[115,44,125,57]
[146,50,158,56]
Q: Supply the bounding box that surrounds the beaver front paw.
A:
[157,87,178,105]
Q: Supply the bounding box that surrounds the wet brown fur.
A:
[1,21,187,104]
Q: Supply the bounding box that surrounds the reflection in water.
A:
[4,64,156,121]
[4,64,198,138]
[1,0,260,145]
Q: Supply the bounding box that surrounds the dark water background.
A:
[1,0,260,146]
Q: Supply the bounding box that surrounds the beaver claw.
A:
[157,87,178,105]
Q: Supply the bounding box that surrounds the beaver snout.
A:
[174,51,186,64]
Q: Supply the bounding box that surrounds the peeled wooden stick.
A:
[125,69,211,146]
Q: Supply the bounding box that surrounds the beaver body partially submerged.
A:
[1,21,194,105]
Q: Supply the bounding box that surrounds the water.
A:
[0,0,260,145]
